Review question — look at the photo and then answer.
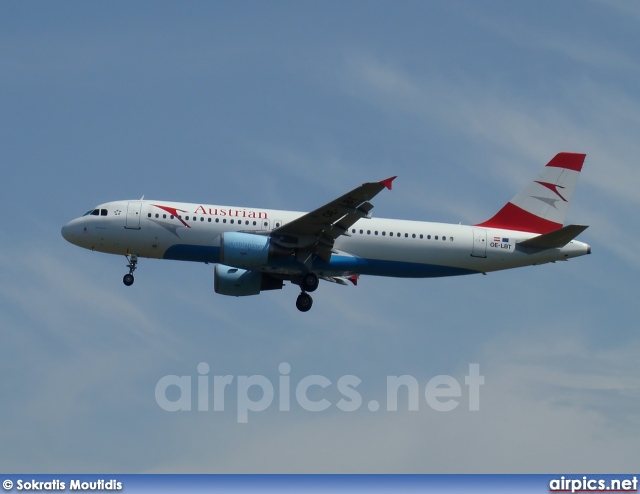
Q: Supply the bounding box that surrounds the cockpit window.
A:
[83,208,106,217]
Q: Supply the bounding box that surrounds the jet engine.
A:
[214,264,283,296]
[219,231,292,268]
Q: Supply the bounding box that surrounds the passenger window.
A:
[155,214,159,218]
[147,213,151,218]
[163,214,167,219]
[208,218,211,222]
[420,234,424,239]
[412,234,416,238]
[201,217,204,221]
[185,216,189,220]
[435,236,439,240]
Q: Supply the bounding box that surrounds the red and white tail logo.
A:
[476,152,586,234]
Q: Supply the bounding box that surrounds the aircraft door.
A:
[471,229,487,258]
[125,202,142,229]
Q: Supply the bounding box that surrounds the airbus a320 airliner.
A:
[61,152,591,312]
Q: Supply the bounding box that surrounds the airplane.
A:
[61,152,591,312]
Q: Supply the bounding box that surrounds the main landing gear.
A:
[296,292,313,312]
[296,272,319,312]
[123,254,138,286]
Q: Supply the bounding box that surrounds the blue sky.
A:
[1,1,639,472]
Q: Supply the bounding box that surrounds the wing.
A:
[271,176,396,263]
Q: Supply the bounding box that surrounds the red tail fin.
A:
[475,153,586,234]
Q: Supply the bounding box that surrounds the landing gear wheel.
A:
[300,273,319,292]
[123,254,138,287]
[296,292,313,312]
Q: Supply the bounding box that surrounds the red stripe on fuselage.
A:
[475,202,562,234]
[152,204,191,228]
[545,152,586,172]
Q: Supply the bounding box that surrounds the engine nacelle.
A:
[214,264,283,297]
[220,231,291,268]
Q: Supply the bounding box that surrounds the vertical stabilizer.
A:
[475,152,586,234]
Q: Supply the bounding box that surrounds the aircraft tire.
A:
[123,274,135,286]
[296,293,313,312]
[300,273,319,292]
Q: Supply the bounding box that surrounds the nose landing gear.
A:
[123,254,138,286]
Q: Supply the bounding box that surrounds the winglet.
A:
[380,176,397,190]
[347,275,359,286]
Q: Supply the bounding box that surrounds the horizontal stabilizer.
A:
[517,224,588,250]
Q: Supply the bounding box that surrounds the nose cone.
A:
[60,223,73,243]
[61,220,82,245]
[61,223,72,242]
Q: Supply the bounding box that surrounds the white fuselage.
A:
[61,199,591,278]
